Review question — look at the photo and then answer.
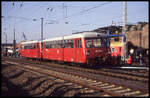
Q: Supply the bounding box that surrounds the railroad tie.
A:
[92,82,102,85]
[83,89,95,93]
[98,83,109,87]
[114,88,131,93]
[73,85,83,89]
[103,94,111,97]
[123,91,141,96]
[137,93,149,97]
[101,85,115,89]
[64,83,73,85]
[107,86,123,91]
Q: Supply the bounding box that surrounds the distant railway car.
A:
[20,32,112,66]
[20,40,40,59]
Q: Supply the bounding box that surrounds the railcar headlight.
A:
[86,50,90,56]
[108,51,111,54]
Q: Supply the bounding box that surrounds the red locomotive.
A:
[19,32,112,66]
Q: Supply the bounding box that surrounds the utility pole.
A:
[122,1,127,61]
[13,28,16,54]
[4,32,7,44]
[41,18,43,60]
[41,18,43,40]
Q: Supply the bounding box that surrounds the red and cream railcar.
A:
[20,40,41,59]
[20,32,112,65]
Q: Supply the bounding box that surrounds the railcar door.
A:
[37,42,40,59]
[74,38,83,63]
[39,41,43,59]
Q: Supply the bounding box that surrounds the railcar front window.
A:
[86,40,92,48]
[85,37,107,48]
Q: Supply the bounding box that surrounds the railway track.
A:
[2,57,149,83]
[2,58,149,97]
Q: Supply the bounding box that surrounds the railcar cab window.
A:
[85,37,107,48]
[22,45,25,49]
[114,37,120,42]
[22,43,36,49]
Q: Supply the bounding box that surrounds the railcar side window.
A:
[62,40,65,48]
[55,41,57,48]
[80,39,82,48]
[33,44,35,49]
[66,40,68,48]
[52,41,55,48]
[58,40,61,48]
[55,40,60,48]
[49,41,52,48]
[46,42,49,48]
[41,42,43,48]
[67,39,73,48]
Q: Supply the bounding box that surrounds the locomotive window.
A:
[114,38,120,42]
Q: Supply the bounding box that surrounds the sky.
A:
[1,1,149,44]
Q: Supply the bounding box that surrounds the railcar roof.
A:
[43,32,107,42]
[21,32,107,44]
[21,40,39,45]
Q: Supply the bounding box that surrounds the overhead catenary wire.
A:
[53,2,112,22]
